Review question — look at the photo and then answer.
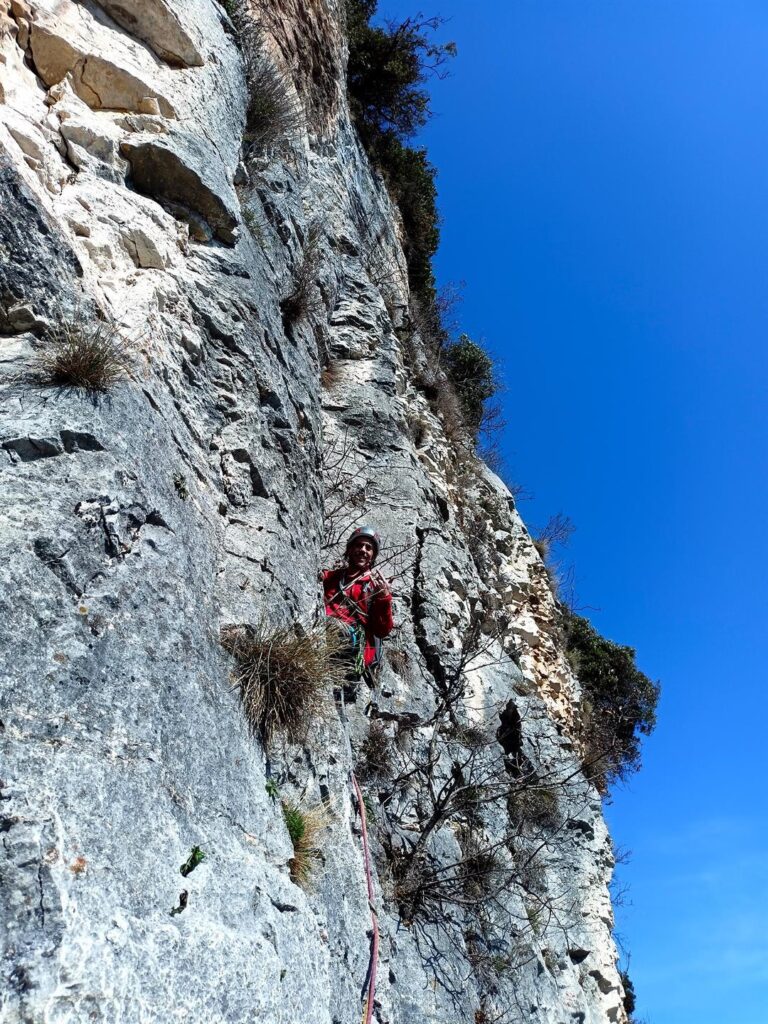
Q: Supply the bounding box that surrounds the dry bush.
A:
[458,832,505,902]
[244,51,304,154]
[281,800,330,888]
[321,359,344,389]
[356,719,394,782]
[226,0,304,155]
[507,781,561,833]
[282,224,322,325]
[433,385,471,447]
[386,646,410,676]
[405,410,429,447]
[221,620,345,744]
[533,514,574,560]
[29,317,133,394]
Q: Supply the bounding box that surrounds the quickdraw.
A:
[350,622,366,676]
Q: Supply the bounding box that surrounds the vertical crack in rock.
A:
[412,524,449,693]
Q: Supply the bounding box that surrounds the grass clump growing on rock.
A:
[224,0,303,155]
[507,782,561,833]
[356,719,394,782]
[281,801,328,888]
[281,224,322,325]
[243,51,303,155]
[29,317,133,395]
[221,620,345,745]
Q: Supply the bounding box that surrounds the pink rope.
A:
[352,772,379,1024]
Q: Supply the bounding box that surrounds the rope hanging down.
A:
[351,771,379,1024]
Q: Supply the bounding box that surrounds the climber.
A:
[323,526,394,680]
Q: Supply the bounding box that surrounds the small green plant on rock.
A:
[265,778,279,801]
[281,801,328,888]
[180,846,206,877]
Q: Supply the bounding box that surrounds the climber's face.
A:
[347,537,376,573]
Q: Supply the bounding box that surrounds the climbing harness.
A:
[331,573,385,674]
[351,771,379,1024]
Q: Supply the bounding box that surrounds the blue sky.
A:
[381,2,768,1021]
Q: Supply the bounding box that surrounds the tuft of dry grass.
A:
[405,410,429,448]
[281,800,330,888]
[29,318,133,394]
[281,224,322,325]
[386,646,409,676]
[507,782,561,833]
[225,0,304,155]
[243,50,304,154]
[321,359,344,390]
[221,620,346,745]
[356,719,393,782]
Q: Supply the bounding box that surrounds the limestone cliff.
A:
[1,2,629,1022]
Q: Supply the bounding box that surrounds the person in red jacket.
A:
[323,526,394,677]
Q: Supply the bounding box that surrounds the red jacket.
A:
[323,569,394,667]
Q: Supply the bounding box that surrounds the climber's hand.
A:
[370,569,391,597]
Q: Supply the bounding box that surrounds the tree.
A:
[442,334,498,432]
[346,1,456,145]
[561,610,660,790]
[345,0,455,298]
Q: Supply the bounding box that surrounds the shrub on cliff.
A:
[345,0,454,298]
[441,334,498,433]
[281,223,322,325]
[224,0,303,155]
[562,610,659,790]
[346,1,455,144]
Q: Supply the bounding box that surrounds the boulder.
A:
[94,0,205,68]
[121,133,239,245]
[23,0,176,117]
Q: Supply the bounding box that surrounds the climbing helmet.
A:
[346,525,381,557]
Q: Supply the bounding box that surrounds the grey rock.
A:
[94,0,206,67]
[121,133,240,245]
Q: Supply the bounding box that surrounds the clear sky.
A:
[382,2,768,1021]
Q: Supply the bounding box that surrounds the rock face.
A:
[0,2,629,1023]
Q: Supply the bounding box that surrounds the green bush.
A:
[346,1,455,145]
[562,610,659,790]
[374,136,440,297]
[345,0,454,299]
[442,335,498,432]
[620,969,637,1017]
